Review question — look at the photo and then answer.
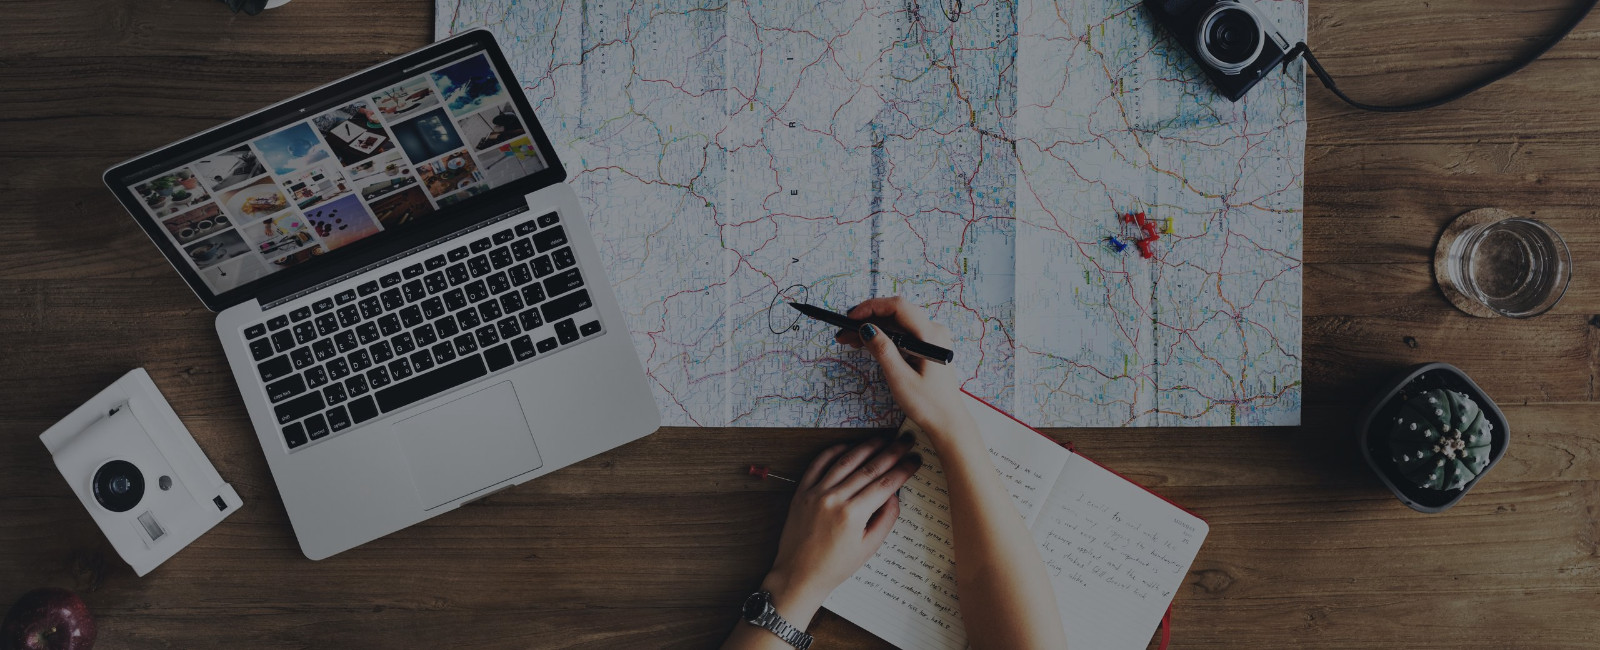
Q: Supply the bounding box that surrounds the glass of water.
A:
[1444,217,1571,318]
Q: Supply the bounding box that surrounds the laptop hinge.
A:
[258,204,530,310]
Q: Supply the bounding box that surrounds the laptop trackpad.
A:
[392,381,543,510]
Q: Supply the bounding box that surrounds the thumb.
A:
[859,323,917,387]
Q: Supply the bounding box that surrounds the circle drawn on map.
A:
[768,284,809,335]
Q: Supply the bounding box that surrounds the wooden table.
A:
[3,0,1597,647]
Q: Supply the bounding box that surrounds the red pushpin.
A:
[748,465,797,483]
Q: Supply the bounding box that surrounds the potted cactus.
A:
[1357,363,1509,513]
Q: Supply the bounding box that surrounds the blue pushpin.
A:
[1105,236,1128,253]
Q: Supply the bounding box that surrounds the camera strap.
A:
[1284,0,1599,112]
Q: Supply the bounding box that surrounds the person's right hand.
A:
[835,297,978,442]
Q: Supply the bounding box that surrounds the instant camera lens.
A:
[1197,2,1265,75]
[92,460,145,512]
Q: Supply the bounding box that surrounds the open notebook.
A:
[822,393,1208,650]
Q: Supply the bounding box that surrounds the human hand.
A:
[760,436,922,628]
[835,297,979,442]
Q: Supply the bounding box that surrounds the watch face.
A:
[742,591,771,621]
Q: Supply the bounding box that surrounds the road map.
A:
[437,0,1304,427]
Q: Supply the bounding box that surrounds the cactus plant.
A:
[1387,388,1493,491]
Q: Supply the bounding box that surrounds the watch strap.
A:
[745,591,814,650]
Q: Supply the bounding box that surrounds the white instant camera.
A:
[40,368,241,576]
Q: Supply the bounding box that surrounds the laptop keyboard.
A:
[241,211,603,452]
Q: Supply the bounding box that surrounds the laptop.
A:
[103,30,661,560]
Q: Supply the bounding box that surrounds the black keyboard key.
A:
[378,314,401,336]
[327,406,352,432]
[426,255,448,270]
[497,317,521,340]
[337,305,360,328]
[265,373,305,403]
[249,338,275,361]
[312,339,336,362]
[421,297,445,319]
[478,300,502,322]
[346,374,370,397]
[432,341,457,364]
[283,422,308,449]
[259,354,294,382]
[414,324,438,346]
[350,349,373,372]
[381,272,402,287]
[465,280,489,303]
[389,357,413,381]
[537,212,560,228]
[551,247,576,269]
[290,306,313,322]
[305,365,328,388]
[533,226,568,252]
[393,332,416,355]
[435,316,460,338]
[334,330,358,353]
[501,291,524,314]
[555,319,579,344]
[446,263,470,286]
[274,390,323,425]
[336,289,358,305]
[457,308,481,330]
[375,355,489,413]
[403,280,426,302]
[544,268,584,297]
[424,272,448,294]
[268,315,290,330]
[493,229,515,245]
[400,305,423,328]
[411,349,435,373]
[358,280,381,296]
[487,271,510,295]
[315,314,339,336]
[490,246,513,269]
[448,246,470,262]
[356,322,380,345]
[454,333,478,355]
[328,357,351,380]
[313,298,335,313]
[271,330,296,353]
[580,320,602,336]
[541,290,593,322]
[324,382,347,405]
[359,296,382,319]
[291,347,314,370]
[245,323,267,339]
[371,340,394,363]
[468,255,492,277]
[484,343,514,371]
[403,263,425,279]
[516,220,540,235]
[522,283,545,305]
[470,237,493,253]
[511,239,536,261]
[381,288,404,311]
[475,325,500,347]
[293,322,317,345]
[305,414,330,440]
[518,308,543,331]
[511,336,537,361]
[444,288,468,311]
[537,337,558,352]
[510,263,534,286]
[532,254,555,277]
[348,396,379,423]
[368,366,392,389]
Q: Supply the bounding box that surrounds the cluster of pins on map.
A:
[1105,211,1162,259]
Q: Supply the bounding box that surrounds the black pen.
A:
[788,302,955,365]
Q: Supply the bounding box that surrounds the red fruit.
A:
[0,588,96,650]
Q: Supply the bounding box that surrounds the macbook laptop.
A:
[103,30,661,560]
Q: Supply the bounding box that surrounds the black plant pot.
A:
[1356,362,1509,513]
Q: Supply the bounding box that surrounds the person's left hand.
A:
[759,435,922,628]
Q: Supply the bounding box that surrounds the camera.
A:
[40,369,240,576]
[1145,0,1293,102]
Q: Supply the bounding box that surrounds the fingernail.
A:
[860,323,877,341]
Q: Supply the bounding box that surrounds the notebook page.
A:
[1035,454,1208,650]
[822,394,1071,650]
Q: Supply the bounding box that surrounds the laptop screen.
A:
[108,33,559,309]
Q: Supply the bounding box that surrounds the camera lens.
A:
[1197,2,1265,74]
[92,460,145,513]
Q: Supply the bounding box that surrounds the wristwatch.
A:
[741,590,814,650]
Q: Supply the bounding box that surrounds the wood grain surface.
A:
[3,0,1599,648]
